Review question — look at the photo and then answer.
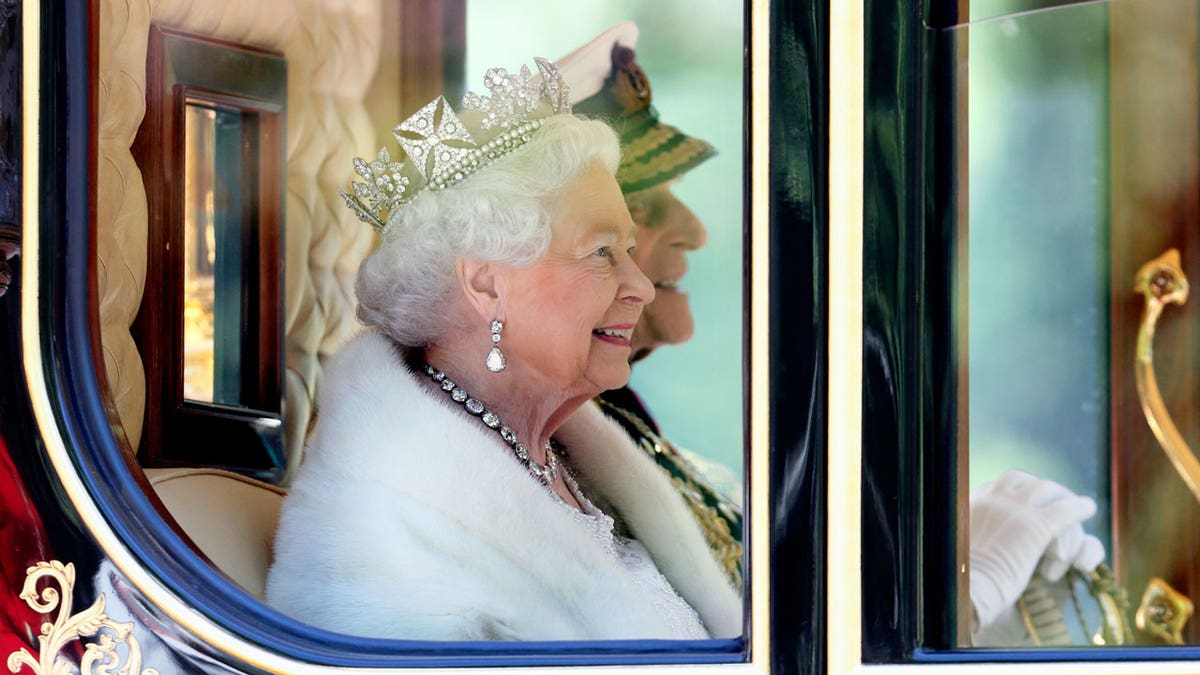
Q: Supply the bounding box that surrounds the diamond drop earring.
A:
[486,319,506,372]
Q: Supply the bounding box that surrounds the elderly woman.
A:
[264,58,741,642]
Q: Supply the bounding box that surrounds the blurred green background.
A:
[963,3,1111,544]
[465,1,745,481]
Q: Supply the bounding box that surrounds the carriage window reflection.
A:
[957,0,1200,647]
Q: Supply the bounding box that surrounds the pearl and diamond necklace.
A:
[422,363,559,485]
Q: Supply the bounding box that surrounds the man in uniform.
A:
[561,24,743,586]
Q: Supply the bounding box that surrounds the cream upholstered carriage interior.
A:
[95,0,402,592]
[143,467,284,599]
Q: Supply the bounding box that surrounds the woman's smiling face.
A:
[500,163,655,394]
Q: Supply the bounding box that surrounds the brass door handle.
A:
[1134,249,1200,504]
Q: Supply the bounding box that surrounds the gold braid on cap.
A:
[339,57,572,233]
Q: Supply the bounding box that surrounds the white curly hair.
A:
[354,114,621,347]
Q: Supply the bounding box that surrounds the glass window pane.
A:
[183,102,247,407]
[183,104,217,403]
[965,1,1111,551]
[957,0,1200,648]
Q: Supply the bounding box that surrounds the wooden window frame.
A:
[132,25,286,475]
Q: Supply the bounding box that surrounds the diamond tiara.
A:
[339,57,572,233]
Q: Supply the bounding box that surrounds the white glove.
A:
[969,469,1102,633]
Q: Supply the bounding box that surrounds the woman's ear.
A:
[456,258,505,323]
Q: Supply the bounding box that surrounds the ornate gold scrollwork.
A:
[5,560,159,675]
[1136,577,1194,645]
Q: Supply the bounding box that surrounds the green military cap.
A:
[559,23,716,194]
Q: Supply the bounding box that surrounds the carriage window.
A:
[956,0,1200,648]
[18,0,763,670]
[133,27,286,474]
